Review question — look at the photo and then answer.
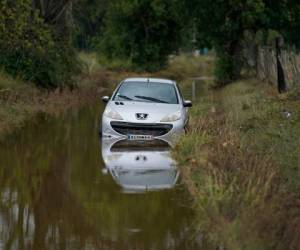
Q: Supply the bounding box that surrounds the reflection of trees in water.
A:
[0,152,116,249]
[0,109,200,250]
[32,152,115,249]
[0,113,116,249]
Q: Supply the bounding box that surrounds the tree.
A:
[73,0,109,49]
[33,0,74,38]
[190,0,267,84]
[0,0,79,87]
[99,0,184,71]
[188,0,300,84]
[280,0,300,49]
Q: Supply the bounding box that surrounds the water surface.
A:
[0,102,201,250]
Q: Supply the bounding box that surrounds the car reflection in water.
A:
[101,137,179,193]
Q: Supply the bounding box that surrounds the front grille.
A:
[111,139,170,152]
[110,122,173,136]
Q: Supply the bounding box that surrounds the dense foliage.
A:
[0,0,79,88]
[0,0,299,87]
[188,0,300,84]
[98,0,184,71]
[282,0,300,49]
[73,0,108,50]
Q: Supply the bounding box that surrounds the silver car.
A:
[101,78,192,140]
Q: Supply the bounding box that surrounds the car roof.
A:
[123,78,175,85]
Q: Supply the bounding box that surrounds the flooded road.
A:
[0,102,201,249]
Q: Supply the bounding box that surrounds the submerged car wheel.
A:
[99,123,103,137]
[184,119,190,133]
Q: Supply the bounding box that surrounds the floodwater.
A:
[0,102,202,250]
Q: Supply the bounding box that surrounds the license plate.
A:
[127,134,153,140]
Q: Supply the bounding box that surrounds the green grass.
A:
[0,52,111,138]
[175,78,300,249]
[220,80,300,191]
[159,54,215,80]
[0,70,31,90]
[94,53,215,81]
[78,52,103,74]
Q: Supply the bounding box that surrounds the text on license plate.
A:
[127,134,153,140]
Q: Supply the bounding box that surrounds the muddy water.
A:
[0,102,201,250]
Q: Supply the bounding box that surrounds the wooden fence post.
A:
[276,37,287,93]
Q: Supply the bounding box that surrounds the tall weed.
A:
[175,86,300,249]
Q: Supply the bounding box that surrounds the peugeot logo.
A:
[136,113,148,120]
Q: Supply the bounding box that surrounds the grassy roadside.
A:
[0,52,123,139]
[0,53,213,139]
[174,79,300,249]
[0,68,105,139]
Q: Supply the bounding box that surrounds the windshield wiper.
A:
[134,95,169,103]
[117,94,133,100]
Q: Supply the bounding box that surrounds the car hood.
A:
[107,101,181,123]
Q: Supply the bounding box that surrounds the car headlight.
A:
[104,107,123,120]
[160,110,181,122]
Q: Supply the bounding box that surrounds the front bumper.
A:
[102,116,185,140]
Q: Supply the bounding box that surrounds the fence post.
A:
[192,81,196,101]
[276,36,287,93]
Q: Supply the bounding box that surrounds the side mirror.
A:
[183,100,192,108]
[102,96,110,103]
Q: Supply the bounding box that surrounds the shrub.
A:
[0,0,80,88]
[214,49,243,86]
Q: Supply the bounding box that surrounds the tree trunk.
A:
[215,39,243,85]
[228,39,243,80]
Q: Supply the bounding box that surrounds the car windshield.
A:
[113,81,179,104]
